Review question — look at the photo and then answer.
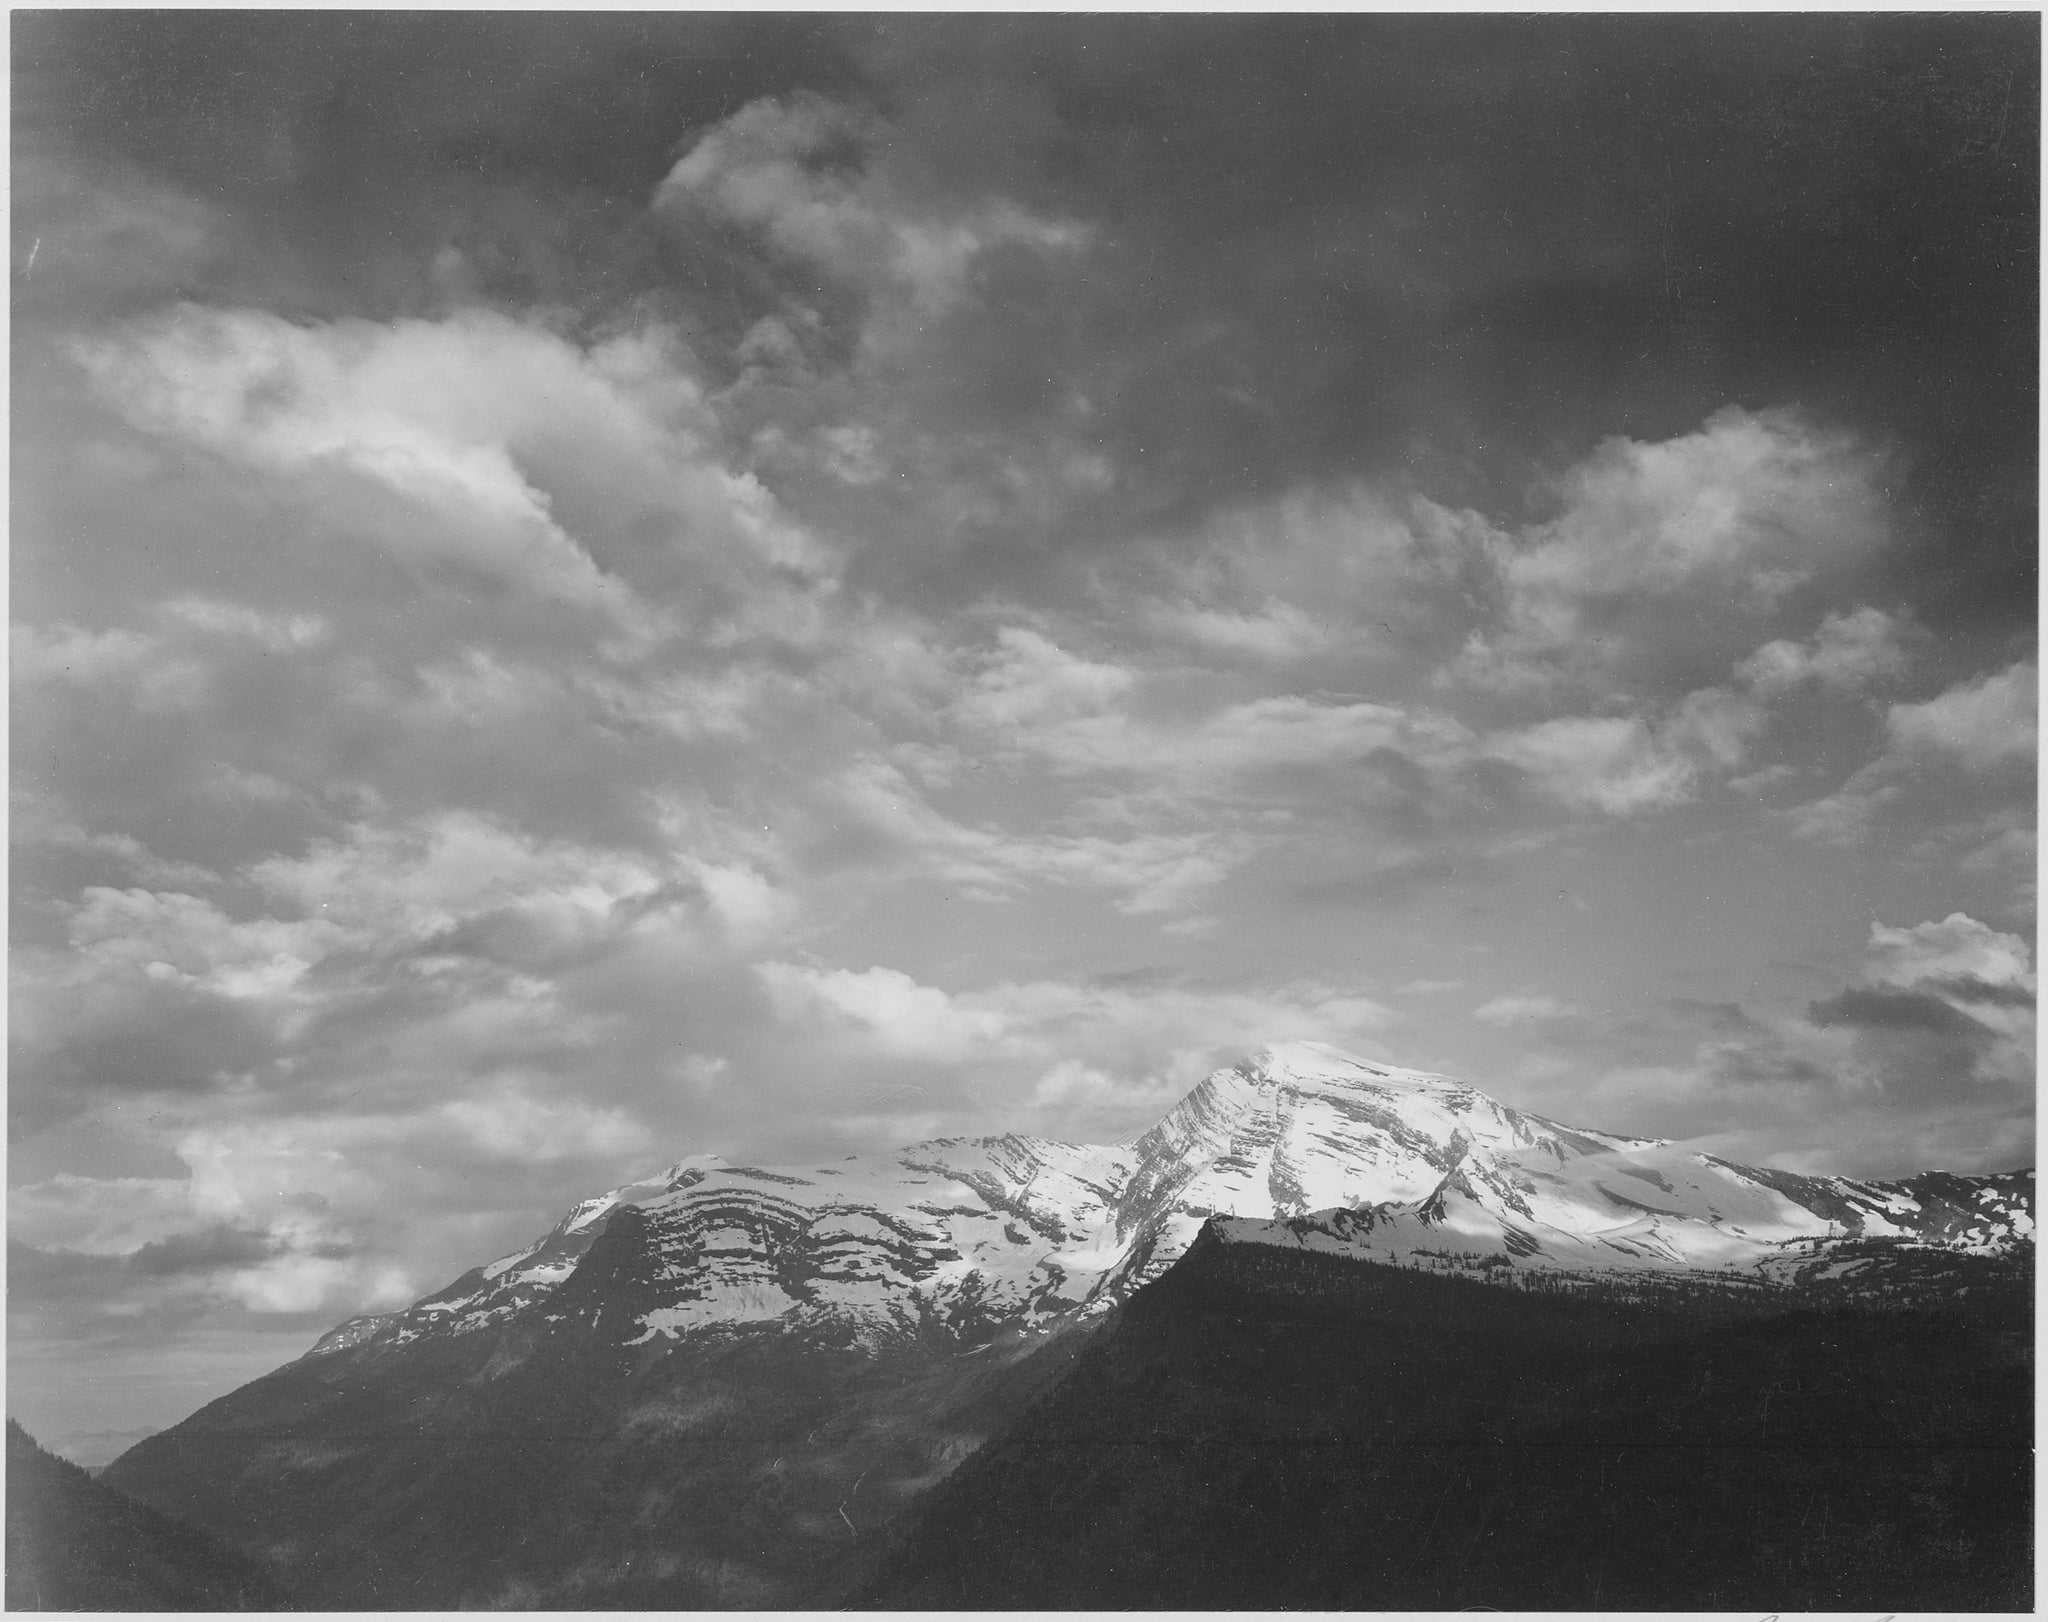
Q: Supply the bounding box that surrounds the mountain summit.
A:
[313,1041,2032,1361]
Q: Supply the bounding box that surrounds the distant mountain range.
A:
[101,1042,2033,1608]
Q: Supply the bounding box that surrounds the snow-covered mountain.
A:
[314,1041,2033,1359]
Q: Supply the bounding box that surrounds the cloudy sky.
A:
[10,13,2037,1460]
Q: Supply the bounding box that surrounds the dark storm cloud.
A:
[127,1224,290,1278]
[1705,1042,1837,1094]
[1804,978,2029,1107]
[17,14,2034,627]
[1807,985,1982,1038]
[12,11,863,320]
[8,1229,300,1297]
[1918,974,2040,1011]
[847,15,2037,619]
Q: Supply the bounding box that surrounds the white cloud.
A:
[1027,1059,1187,1123]
[13,621,162,685]
[13,622,206,711]
[966,687,1474,799]
[1473,993,1581,1025]
[439,1086,650,1165]
[691,861,797,944]
[1885,660,2036,769]
[250,813,672,958]
[65,886,336,1003]
[1737,606,1911,694]
[757,958,1396,1137]
[70,307,830,640]
[1148,599,1329,661]
[159,598,331,651]
[1866,912,2034,995]
[1782,774,1900,844]
[9,811,219,891]
[958,641,1762,825]
[1484,715,1692,815]
[955,627,1135,729]
[1450,407,1888,694]
[757,962,1015,1061]
[829,756,1240,915]
[75,310,626,616]
[1664,685,1769,770]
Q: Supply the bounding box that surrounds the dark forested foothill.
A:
[4,1420,296,1611]
[850,1231,2034,1612]
[100,1296,1095,1610]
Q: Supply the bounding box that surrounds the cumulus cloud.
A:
[757,962,1014,1062]
[1884,660,2036,769]
[1866,912,2032,990]
[1449,407,1889,696]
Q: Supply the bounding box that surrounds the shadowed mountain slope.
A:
[4,1419,296,1611]
[852,1227,2034,1611]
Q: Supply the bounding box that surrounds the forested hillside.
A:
[5,1420,295,1611]
[852,1232,2033,1610]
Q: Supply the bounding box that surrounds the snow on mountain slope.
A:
[309,1040,2033,1358]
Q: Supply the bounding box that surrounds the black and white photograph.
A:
[7,9,2037,1612]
